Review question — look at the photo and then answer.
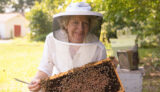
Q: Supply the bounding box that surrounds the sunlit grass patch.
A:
[0,38,44,92]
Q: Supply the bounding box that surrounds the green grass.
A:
[139,47,160,92]
[138,47,160,59]
[143,76,160,92]
[0,38,44,92]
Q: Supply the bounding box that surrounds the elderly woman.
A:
[28,2,107,91]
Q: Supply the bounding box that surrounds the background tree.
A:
[86,0,160,47]
[12,0,25,13]
[11,0,42,13]
[26,0,71,41]
[0,0,10,13]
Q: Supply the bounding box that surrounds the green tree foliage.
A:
[11,0,42,13]
[0,0,10,13]
[12,0,25,13]
[26,2,52,41]
[86,0,160,47]
[142,0,160,36]
[26,0,42,9]
[26,0,69,41]
[88,0,150,38]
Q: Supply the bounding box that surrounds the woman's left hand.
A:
[110,57,119,68]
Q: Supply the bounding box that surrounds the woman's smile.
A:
[66,16,89,43]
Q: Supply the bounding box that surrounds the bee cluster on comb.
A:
[41,58,124,92]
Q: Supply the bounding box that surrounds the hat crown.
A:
[66,2,91,12]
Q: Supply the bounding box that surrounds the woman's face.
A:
[66,16,90,43]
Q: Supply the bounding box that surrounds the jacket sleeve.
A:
[97,42,107,61]
[38,35,54,76]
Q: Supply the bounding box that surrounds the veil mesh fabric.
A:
[52,30,100,73]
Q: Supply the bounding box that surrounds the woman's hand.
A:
[28,78,41,92]
[28,70,48,92]
[110,56,119,68]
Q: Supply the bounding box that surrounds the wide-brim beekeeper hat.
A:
[52,2,103,39]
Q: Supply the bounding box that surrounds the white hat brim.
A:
[53,11,103,18]
[52,11,103,39]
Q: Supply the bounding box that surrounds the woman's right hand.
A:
[28,79,41,92]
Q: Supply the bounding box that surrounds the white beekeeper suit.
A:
[38,2,107,76]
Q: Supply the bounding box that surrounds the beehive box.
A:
[41,58,124,92]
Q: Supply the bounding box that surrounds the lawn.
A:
[0,38,44,91]
[0,38,159,92]
[139,47,160,92]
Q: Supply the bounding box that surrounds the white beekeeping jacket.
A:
[38,30,107,76]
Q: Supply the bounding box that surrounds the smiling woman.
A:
[28,2,107,92]
[66,16,90,43]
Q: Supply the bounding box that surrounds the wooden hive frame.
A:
[41,58,125,92]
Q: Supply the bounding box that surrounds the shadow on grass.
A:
[143,76,160,92]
